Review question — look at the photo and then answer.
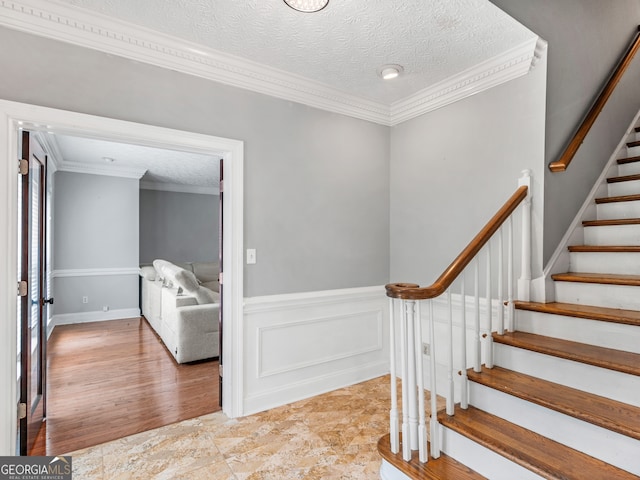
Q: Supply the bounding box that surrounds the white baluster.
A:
[474,257,481,373]
[507,216,514,332]
[460,274,468,409]
[400,299,411,461]
[428,300,440,458]
[446,289,454,416]
[414,301,427,463]
[497,228,504,335]
[389,297,399,454]
[405,300,419,453]
[485,246,494,369]
[518,169,532,301]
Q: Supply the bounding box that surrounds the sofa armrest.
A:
[174,303,220,334]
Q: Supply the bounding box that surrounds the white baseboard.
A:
[242,285,389,416]
[51,308,141,328]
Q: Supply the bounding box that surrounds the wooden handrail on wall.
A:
[549,26,640,173]
[386,185,529,300]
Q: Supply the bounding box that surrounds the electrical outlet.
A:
[103,305,109,312]
[422,343,430,356]
[82,296,89,304]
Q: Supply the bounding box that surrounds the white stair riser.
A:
[555,280,640,310]
[493,343,640,407]
[618,161,640,177]
[440,425,544,480]
[584,224,640,245]
[569,251,640,275]
[469,383,640,475]
[626,145,640,158]
[596,200,640,220]
[515,310,640,354]
[608,179,640,197]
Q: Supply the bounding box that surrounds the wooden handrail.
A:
[549,26,640,172]
[386,185,528,300]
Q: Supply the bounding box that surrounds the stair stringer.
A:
[533,107,640,303]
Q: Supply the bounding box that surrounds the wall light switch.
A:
[246,248,257,265]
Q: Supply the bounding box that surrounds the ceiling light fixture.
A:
[103,157,115,163]
[283,0,329,13]
[377,64,404,80]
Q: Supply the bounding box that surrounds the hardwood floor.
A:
[30,317,220,455]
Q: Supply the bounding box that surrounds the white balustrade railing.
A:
[386,170,532,463]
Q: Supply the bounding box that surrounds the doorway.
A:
[0,99,245,456]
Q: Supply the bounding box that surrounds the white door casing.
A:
[0,99,245,455]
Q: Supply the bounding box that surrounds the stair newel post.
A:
[399,299,411,461]
[474,257,481,373]
[518,169,532,301]
[460,273,469,409]
[405,300,419,453]
[497,228,505,335]
[414,300,427,463]
[446,289,454,416]
[507,215,514,333]
[428,299,441,459]
[389,297,399,454]
[485,245,494,369]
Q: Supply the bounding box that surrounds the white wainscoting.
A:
[242,286,389,415]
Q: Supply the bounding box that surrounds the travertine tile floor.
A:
[68,375,443,479]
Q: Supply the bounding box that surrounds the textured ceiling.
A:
[55,0,535,105]
[53,134,220,187]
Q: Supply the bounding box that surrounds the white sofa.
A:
[139,259,220,363]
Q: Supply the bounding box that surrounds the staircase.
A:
[380,131,640,479]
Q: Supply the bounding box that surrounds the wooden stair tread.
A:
[607,173,640,183]
[438,406,638,480]
[514,301,640,326]
[551,271,640,286]
[467,366,640,440]
[583,218,640,227]
[626,140,640,148]
[492,331,640,377]
[568,245,640,252]
[595,193,640,204]
[377,434,486,480]
[617,155,640,165]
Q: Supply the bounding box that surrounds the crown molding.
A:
[58,160,146,179]
[389,37,540,125]
[0,0,540,126]
[140,181,219,196]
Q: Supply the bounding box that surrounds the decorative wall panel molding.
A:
[242,286,388,415]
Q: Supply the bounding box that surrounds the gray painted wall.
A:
[53,172,139,314]
[490,0,640,264]
[0,26,390,297]
[390,56,547,286]
[139,189,218,265]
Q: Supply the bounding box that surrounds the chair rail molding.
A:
[0,0,541,126]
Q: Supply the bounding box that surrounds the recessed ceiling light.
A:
[377,64,404,80]
[283,0,329,13]
[103,157,115,163]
